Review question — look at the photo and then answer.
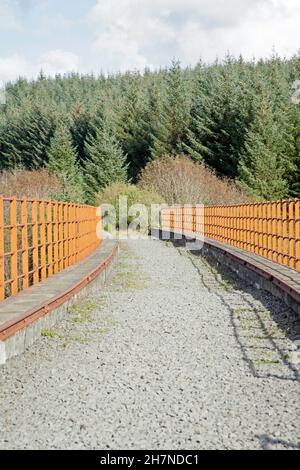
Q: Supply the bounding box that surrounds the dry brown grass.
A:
[138,155,251,205]
[0,169,63,199]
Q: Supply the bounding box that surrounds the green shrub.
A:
[97,182,165,230]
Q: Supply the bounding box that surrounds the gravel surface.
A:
[0,239,299,450]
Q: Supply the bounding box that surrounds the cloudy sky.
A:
[0,0,300,82]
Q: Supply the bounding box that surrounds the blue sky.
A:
[0,0,300,82]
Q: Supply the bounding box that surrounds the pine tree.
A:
[238,101,290,200]
[1,53,300,199]
[70,103,93,166]
[151,60,190,158]
[83,113,128,204]
[47,124,84,202]
[183,64,214,162]
[120,73,163,179]
[201,58,256,177]
[0,100,55,170]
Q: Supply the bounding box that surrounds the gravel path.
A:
[0,239,299,450]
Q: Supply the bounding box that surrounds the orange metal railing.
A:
[0,196,101,301]
[162,199,300,271]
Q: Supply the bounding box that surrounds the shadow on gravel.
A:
[159,233,300,383]
[258,434,300,450]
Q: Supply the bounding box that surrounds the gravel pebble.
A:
[0,239,299,450]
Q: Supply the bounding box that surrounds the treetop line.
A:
[0,54,300,204]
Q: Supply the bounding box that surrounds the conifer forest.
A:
[1,54,300,204]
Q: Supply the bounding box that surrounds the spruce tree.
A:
[120,73,163,179]
[47,124,84,202]
[238,101,290,200]
[183,64,214,162]
[151,60,190,158]
[1,52,300,198]
[195,57,256,177]
[1,101,55,170]
[83,113,128,204]
[70,104,93,166]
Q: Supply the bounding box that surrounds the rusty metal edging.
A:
[203,238,300,305]
[0,242,119,341]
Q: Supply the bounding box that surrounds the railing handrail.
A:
[0,196,101,301]
[162,198,300,271]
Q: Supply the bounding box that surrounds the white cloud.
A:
[90,0,300,70]
[1,0,300,81]
[39,50,80,75]
[0,50,80,83]
[0,54,33,82]
[94,29,150,72]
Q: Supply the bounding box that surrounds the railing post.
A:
[10,197,18,295]
[32,200,39,284]
[295,199,300,271]
[257,203,263,257]
[230,206,235,247]
[53,201,59,274]
[282,200,288,266]
[246,204,250,251]
[212,206,215,240]
[267,203,273,260]
[47,200,53,277]
[170,208,174,232]
[58,202,63,270]
[226,205,230,244]
[289,199,295,269]
[64,203,69,267]
[241,204,245,250]
[21,197,29,290]
[69,203,72,263]
[271,201,277,263]
[70,203,74,265]
[253,204,258,254]
[77,205,82,262]
[277,200,283,265]
[74,204,78,263]
[192,206,196,233]
[39,200,46,281]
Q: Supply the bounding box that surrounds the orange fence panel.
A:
[0,197,101,301]
[162,198,300,272]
